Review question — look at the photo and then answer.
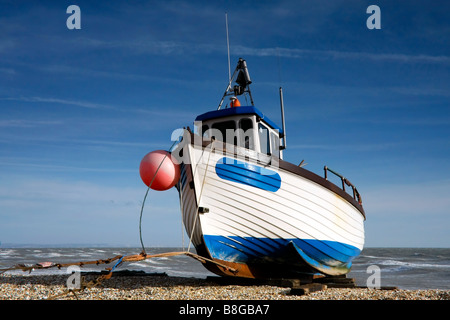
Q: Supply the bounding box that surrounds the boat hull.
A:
[176,138,365,279]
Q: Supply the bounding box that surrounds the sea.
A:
[1,247,449,290]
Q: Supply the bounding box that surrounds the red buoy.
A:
[139,150,180,191]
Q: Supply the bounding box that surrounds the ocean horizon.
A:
[1,246,449,291]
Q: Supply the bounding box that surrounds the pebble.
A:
[1,274,449,300]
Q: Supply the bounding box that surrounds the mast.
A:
[225,13,231,83]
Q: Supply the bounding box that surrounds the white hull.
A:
[177,139,365,277]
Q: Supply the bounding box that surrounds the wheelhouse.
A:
[194,105,284,159]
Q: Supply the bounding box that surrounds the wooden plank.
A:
[356,285,398,290]
[314,276,356,288]
[206,276,316,288]
[289,283,327,296]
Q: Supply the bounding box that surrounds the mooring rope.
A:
[187,140,215,253]
[0,135,238,299]
[138,139,179,255]
[0,250,237,299]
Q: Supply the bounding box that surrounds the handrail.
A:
[324,166,363,206]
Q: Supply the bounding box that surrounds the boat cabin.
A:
[194,105,284,159]
[193,58,287,160]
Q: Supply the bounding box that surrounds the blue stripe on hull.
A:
[215,157,281,192]
[203,235,361,274]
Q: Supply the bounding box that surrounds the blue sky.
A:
[0,0,448,248]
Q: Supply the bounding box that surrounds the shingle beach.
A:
[1,273,448,300]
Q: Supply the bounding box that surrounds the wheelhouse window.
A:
[211,120,236,143]
[270,131,280,157]
[201,124,209,138]
[258,123,270,154]
[239,118,254,149]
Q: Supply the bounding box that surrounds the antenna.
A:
[279,87,287,150]
[225,13,231,82]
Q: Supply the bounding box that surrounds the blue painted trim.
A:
[289,241,351,275]
[215,157,281,192]
[195,106,283,134]
[203,235,361,272]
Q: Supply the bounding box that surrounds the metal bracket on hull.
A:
[198,206,209,214]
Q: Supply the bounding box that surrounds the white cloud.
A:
[0,39,14,53]
[0,67,15,75]
[46,35,450,66]
[0,119,63,128]
[0,177,182,245]
[288,142,400,152]
[0,157,136,173]
[357,180,450,247]
[231,45,450,65]
[1,96,115,110]
[363,180,450,217]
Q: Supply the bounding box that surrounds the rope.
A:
[111,256,123,272]
[0,136,240,300]
[187,140,215,253]
[138,139,179,255]
[1,250,237,299]
[177,177,186,251]
[47,255,123,300]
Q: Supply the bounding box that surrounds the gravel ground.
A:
[1,274,449,300]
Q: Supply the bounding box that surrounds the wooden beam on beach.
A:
[314,275,357,288]
[206,276,316,288]
[289,283,327,296]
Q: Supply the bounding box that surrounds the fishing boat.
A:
[139,58,365,279]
